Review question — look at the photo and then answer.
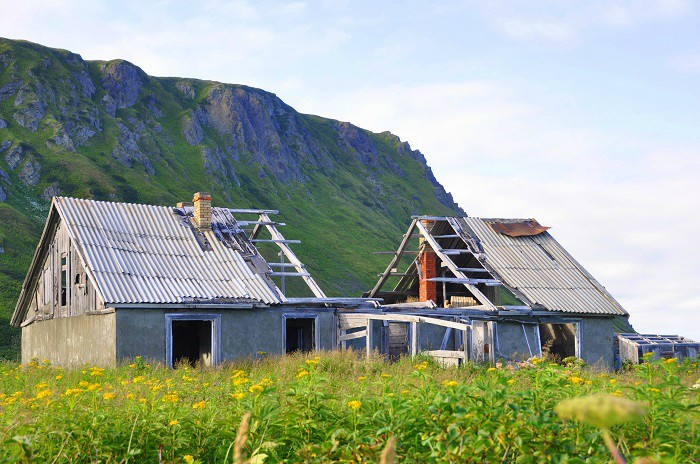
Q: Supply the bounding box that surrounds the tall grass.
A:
[0,352,698,463]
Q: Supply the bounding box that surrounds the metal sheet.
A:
[56,197,283,305]
[454,217,627,316]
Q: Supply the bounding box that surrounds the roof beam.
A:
[368,219,419,298]
[415,220,496,310]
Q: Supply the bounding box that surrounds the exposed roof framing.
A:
[369,215,628,316]
[249,212,326,299]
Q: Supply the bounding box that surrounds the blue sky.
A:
[2,0,699,340]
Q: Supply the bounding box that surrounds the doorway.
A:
[166,314,221,367]
[172,320,212,366]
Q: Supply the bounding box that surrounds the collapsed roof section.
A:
[368,216,628,316]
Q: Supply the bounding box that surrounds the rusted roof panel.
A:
[489,219,550,237]
[56,197,283,305]
[451,217,627,316]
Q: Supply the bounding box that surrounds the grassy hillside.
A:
[0,38,464,358]
[1,353,698,462]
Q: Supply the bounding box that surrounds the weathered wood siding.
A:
[23,219,104,324]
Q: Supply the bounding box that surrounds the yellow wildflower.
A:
[585,380,592,385]
[568,376,585,385]
[648,387,661,393]
[192,401,206,410]
[79,381,89,387]
[231,370,246,379]
[249,385,264,395]
[381,373,391,379]
[442,380,459,388]
[184,455,195,464]
[230,392,246,400]
[347,400,362,410]
[609,379,617,385]
[414,362,428,371]
[305,358,319,366]
[162,393,179,403]
[90,367,104,377]
[401,389,410,395]
[126,393,136,399]
[87,383,100,391]
[357,376,367,381]
[507,379,516,385]
[103,392,116,400]
[531,357,543,365]
[151,384,163,392]
[36,389,52,399]
[297,370,309,379]
[133,376,145,384]
[169,419,179,426]
[487,367,497,372]
[611,390,623,398]
[55,375,62,380]
[139,398,147,403]
[35,382,48,390]
[260,378,273,386]
[664,358,678,364]
[233,378,249,386]
[128,363,137,369]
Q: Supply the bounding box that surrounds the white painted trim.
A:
[165,313,221,367]
[283,313,320,352]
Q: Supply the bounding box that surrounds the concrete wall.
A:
[22,313,116,366]
[579,317,615,370]
[116,307,336,363]
[495,321,539,362]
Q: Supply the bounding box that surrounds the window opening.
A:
[285,317,316,353]
[60,254,67,307]
[539,323,577,359]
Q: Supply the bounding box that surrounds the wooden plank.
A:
[432,234,459,239]
[251,239,301,244]
[428,277,501,285]
[228,208,279,215]
[270,272,311,277]
[422,350,466,359]
[441,249,472,255]
[456,267,490,273]
[440,327,452,350]
[368,219,418,297]
[258,213,326,298]
[415,221,497,310]
[411,321,419,356]
[339,329,367,342]
[366,319,373,357]
[373,250,420,255]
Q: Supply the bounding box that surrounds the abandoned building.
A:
[357,216,631,369]
[11,193,377,366]
[12,194,638,370]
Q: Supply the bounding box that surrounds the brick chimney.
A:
[193,192,212,229]
[418,221,438,302]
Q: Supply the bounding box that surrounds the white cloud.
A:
[472,0,692,43]
[300,79,700,342]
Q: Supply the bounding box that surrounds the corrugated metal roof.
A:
[452,217,627,316]
[56,197,284,305]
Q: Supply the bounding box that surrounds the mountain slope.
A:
[0,38,463,358]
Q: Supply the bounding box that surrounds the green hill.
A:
[0,38,463,358]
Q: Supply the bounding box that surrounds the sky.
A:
[1,0,699,341]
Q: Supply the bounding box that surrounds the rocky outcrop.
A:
[100,60,145,113]
[46,123,75,152]
[72,69,96,97]
[5,144,23,169]
[0,169,9,202]
[0,141,10,154]
[13,84,46,131]
[0,118,6,129]
[175,80,195,99]
[18,156,40,186]
[182,110,204,146]
[111,121,154,174]
[42,182,59,201]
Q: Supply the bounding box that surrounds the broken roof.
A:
[13,197,298,325]
[371,216,628,316]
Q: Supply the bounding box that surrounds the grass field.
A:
[1,352,698,463]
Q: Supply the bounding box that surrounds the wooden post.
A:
[366,319,373,358]
[462,328,469,362]
[411,321,419,356]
